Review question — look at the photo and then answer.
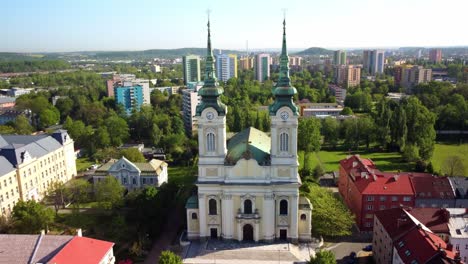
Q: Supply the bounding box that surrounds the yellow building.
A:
[0,130,77,217]
[239,56,254,70]
[186,19,312,243]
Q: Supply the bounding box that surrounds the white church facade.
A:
[186,19,312,243]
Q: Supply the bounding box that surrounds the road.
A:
[144,205,183,264]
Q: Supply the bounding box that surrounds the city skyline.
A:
[2,0,468,52]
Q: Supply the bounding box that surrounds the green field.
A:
[168,166,197,186]
[76,158,93,172]
[299,143,468,174]
[431,143,468,175]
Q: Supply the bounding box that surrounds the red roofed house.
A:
[411,175,456,208]
[393,225,460,264]
[338,155,416,231]
[373,207,452,264]
[48,236,115,264]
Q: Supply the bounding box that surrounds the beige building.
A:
[400,65,432,93]
[334,65,361,88]
[93,157,168,191]
[239,56,254,70]
[186,20,312,243]
[0,130,77,217]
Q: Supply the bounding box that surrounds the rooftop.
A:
[225,127,270,166]
[48,236,114,264]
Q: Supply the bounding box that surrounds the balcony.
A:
[235,208,261,220]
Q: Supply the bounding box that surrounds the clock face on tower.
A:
[206,111,215,120]
[280,111,289,120]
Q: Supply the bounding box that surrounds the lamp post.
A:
[213,247,216,264]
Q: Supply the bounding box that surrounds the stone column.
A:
[290,195,299,243]
[222,194,233,239]
[254,220,260,242]
[198,194,207,240]
[237,220,242,241]
[263,193,275,242]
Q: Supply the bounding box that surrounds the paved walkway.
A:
[184,240,316,264]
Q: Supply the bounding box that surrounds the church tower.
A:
[269,20,300,178]
[195,19,227,181]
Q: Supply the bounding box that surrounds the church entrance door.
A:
[210,228,218,239]
[243,224,254,241]
[279,229,287,240]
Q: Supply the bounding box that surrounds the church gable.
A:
[109,157,140,173]
[228,158,266,179]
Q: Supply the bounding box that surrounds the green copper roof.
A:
[195,19,227,116]
[185,195,199,209]
[225,127,270,165]
[269,19,298,116]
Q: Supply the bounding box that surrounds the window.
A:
[411,260,418,264]
[280,132,289,152]
[0,195,3,202]
[142,178,146,184]
[132,178,136,185]
[365,214,373,219]
[301,214,306,220]
[405,250,411,256]
[403,196,411,202]
[244,199,252,214]
[150,178,154,184]
[380,196,386,201]
[398,241,405,248]
[209,199,217,215]
[365,222,372,227]
[367,196,374,201]
[122,178,127,184]
[379,205,386,210]
[9,177,12,184]
[207,133,216,152]
[366,205,373,210]
[191,212,197,219]
[280,200,288,215]
[456,244,460,250]
[392,196,398,201]
[465,244,468,250]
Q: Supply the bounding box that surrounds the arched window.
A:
[207,133,216,152]
[280,199,288,215]
[244,199,252,214]
[300,214,306,221]
[209,199,217,215]
[280,132,289,152]
[191,212,198,219]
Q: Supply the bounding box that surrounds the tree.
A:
[14,115,33,135]
[298,118,322,152]
[402,144,419,162]
[0,125,15,134]
[302,184,354,237]
[442,156,466,176]
[158,250,182,264]
[46,181,68,215]
[309,250,336,264]
[321,117,339,149]
[404,97,436,160]
[312,164,325,180]
[340,106,353,115]
[120,148,146,163]
[11,200,55,234]
[95,177,124,210]
[104,115,129,147]
[68,179,91,209]
[39,108,60,128]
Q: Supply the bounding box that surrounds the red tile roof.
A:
[407,208,450,234]
[48,236,114,264]
[375,208,417,240]
[394,226,457,264]
[410,176,455,199]
[358,174,415,195]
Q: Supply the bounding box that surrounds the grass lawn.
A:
[168,166,197,186]
[76,157,93,172]
[300,150,412,173]
[431,143,468,175]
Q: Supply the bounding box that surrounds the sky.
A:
[2,0,468,52]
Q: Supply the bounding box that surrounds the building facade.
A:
[255,54,271,82]
[397,65,432,93]
[239,56,254,70]
[363,50,385,75]
[333,50,347,65]
[0,130,77,217]
[183,55,201,84]
[334,65,361,88]
[182,85,201,136]
[429,48,442,63]
[215,53,238,82]
[328,84,347,104]
[93,157,168,191]
[114,85,144,115]
[186,20,312,243]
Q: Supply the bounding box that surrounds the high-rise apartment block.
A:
[114,85,144,115]
[239,56,254,70]
[215,54,237,82]
[254,53,271,82]
[334,65,361,88]
[183,55,201,84]
[333,50,347,65]
[106,74,150,105]
[396,65,432,93]
[429,48,442,63]
[363,50,385,75]
[182,82,203,136]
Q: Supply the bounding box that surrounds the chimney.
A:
[393,174,400,181]
[76,228,82,237]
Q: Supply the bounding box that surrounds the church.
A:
[185,19,312,243]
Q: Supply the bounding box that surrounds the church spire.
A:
[196,16,226,116]
[269,19,298,116]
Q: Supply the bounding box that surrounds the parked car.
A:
[363,245,373,251]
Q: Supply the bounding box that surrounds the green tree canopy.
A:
[12,200,55,234]
[95,177,124,210]
[120,148,146,163]
[14,115,33,135]
[298,118,322,152]
[158,250,182,264]
[309,250,337,264]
